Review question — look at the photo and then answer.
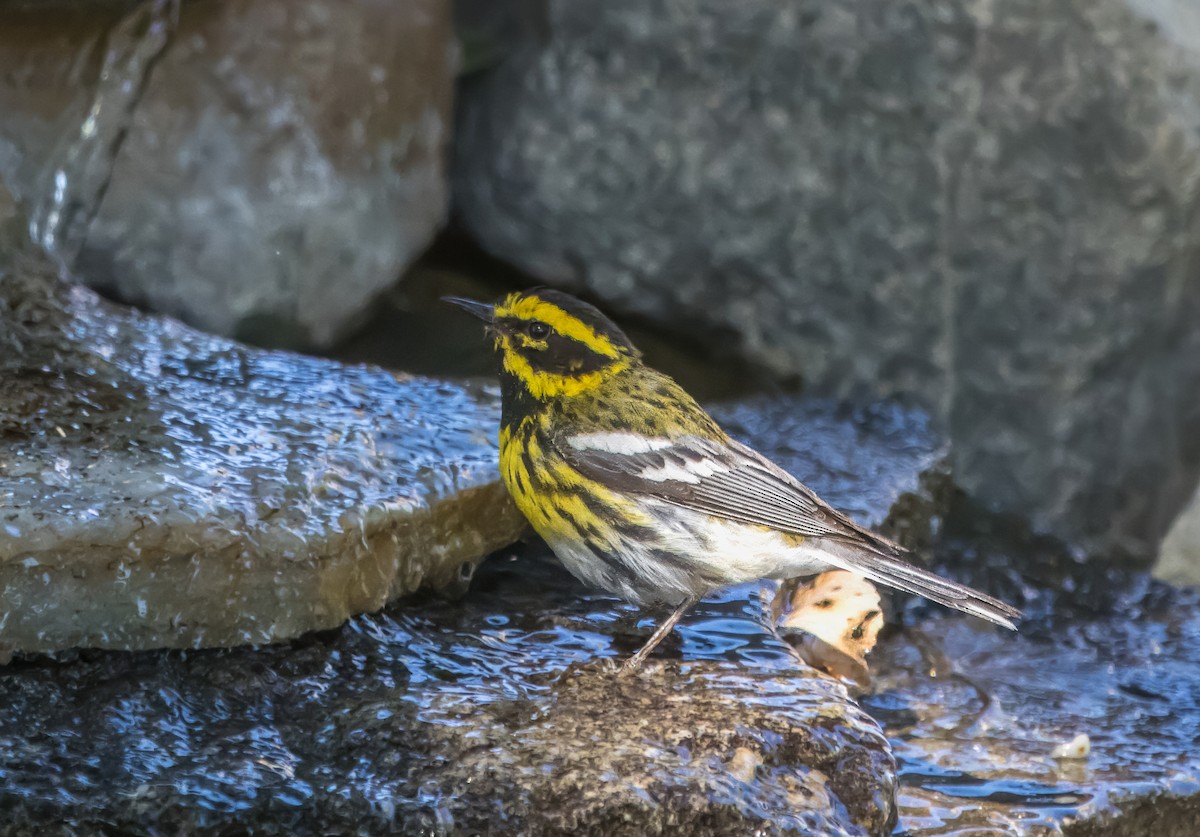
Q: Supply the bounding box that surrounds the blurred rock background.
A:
[7,0,1196,574]
[453,0,1200,572]
[1,0,454,347]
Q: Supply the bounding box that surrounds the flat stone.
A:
[0,270,525,656]
[453,0,1200,563]
[0,0,455,348]
[0,392,955,834]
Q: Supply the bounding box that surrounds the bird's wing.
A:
[561,431,1022,629]
[561,431,894,549]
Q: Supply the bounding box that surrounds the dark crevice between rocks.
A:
[330,226,790,403]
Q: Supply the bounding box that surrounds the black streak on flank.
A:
[520,448,539,489]
[648,548,724,587]
[583,539,642,588]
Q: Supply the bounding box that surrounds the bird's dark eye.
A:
[527,321,550,339]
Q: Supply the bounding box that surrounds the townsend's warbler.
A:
[446,289,1020,671]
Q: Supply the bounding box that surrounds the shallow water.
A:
[4,531,1196,834]
[870,517,1200,835]
[0,550,893,834]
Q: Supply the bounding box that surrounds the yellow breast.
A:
[499,418,641,548]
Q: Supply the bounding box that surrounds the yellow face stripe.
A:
[495,293,621,360]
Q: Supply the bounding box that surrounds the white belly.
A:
[544,498,834,606]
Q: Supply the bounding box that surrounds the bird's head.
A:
[444,288,639,400]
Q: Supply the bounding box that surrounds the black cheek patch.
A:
[522,333,613,376]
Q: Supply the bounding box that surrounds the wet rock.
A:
[1155,481,1200,587]
[453,0,1200,563]
[0,552,897,835]
[864,510,1200,835]
[0,0,455,348]
[0,391,958,834]
[868,582,1200,834]
[0,270,525,656]
[411,636,896,834]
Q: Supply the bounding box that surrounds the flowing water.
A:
[0,551,894,834]
[875,512,1200,835]
[1,525,1197,834]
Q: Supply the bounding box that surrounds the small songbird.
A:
[446,289,1020,672]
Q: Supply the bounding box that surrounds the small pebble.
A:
[1051,733,1091,760]
[726,746,763,783]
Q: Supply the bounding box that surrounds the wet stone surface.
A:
[0,281,525,655]
[0,554,895,836]
[0,393,954,834]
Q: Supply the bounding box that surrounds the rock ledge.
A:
[0,279,524,656]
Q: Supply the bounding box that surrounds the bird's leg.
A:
[619,595,700,675]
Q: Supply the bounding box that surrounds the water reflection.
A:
[867,524,1200,835]
[0,548,894,833]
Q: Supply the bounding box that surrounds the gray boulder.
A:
[453,0,1200,564]
[0,256,525,657]
[0,0,455,347]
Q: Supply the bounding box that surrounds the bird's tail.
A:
[818,540,1022,630]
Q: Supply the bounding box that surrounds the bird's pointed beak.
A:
[441,296,495,323]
